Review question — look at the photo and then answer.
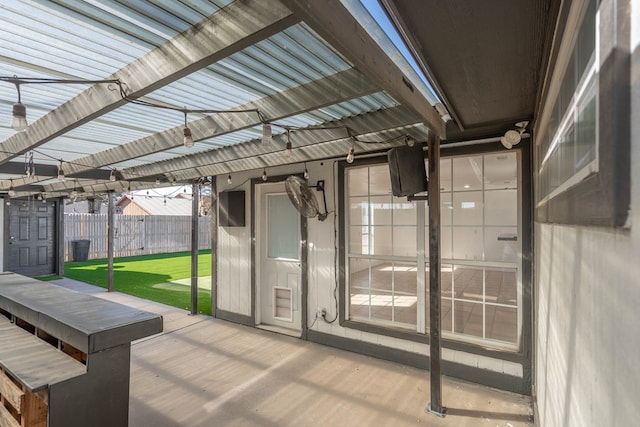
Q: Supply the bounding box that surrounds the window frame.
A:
[338,141,533,361]
[535,0,631,226]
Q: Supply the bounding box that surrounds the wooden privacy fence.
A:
[64,214,211,261]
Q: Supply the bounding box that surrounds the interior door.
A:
[256,182,302,333]
[7,200,57,277]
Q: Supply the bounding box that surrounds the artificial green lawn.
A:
[64,250,212,315]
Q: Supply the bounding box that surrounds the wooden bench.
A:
[0,272,163,427]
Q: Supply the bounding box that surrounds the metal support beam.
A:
[120,106,423,181]
[107,192,114,292]
[426,133,445,417]
[281,0,445,139]
[190,182,199,315]
[210,178,218,318]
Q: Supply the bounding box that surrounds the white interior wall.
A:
[534,4,640,425]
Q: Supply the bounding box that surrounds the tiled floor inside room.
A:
[53,278,532,427]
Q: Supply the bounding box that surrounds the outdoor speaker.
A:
[387,143,428,197]
[219,191,245,227]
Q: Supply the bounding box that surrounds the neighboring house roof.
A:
[116,195,193,216]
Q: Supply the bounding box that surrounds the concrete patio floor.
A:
[51,278,533,427]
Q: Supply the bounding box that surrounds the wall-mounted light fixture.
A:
[501,121,529,149]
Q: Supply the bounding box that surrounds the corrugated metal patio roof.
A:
[0,0,446,200]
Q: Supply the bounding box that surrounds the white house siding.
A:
[216,159,525,384]
[216,171,253,316]
[534,2,640,426]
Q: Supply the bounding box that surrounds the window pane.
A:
[575,84,596,171]
[393,197,416,225]
[393,226,416,257]
[452,227,483,260]
[453,300,483,338]
[484,227,518,262]
[453,191,483,225]
[440,225,452,259]
[349,196,369,226]
[484,152,517,190]
[485,268,517,305]
[370,261,393,292]
[485,190,517,226]
[349,225,369,255]
[452,156,482,191]
[267,194,299,260]
[440,158,452,191]
[370,195,392,225]
[369,165,392,195]
[370,226,392,256]
[349,258,370,291]
[453,265,483,302]
[348,167,369,197]
[441,298,453,333]
[486,305,517,343]
[440,192,453,226]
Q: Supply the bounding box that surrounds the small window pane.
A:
[393,226,416,257]
[349,226,369,255]
[350,258,370,291]
[440,192,453,226]
[370,196,392,225]
[484,152,517,190]
[267,195,299,260]
[486,306,518,343]
[370,261,393,292]
[348,167,369,197]
[453,300,483,338]
[369,165,392,195]
[453,265,483,302]
[440,158,452,191]
[452,156,482,191]
[484,227,518,262]
[485,190,517,226]
[453,191,483,225]
[452,227,483,261]
[349,197,369,226]
[485,268,517,305]
[393,198,416,225]
[370,226,392,256]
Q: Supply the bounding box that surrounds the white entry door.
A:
[256,182,302,333]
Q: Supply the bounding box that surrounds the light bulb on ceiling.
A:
[110,169,117,182]
[346,146,355,164]
[8,180,16,198]
[262,123,272,144]
[155,177,161,186]
[405,136,415,147]
[262,169,268,181]
[183,111,194,148]
[303,163,309,180]
[57,161,65,181]
[5,198,10,206]
[227,174,232,185]
[11,102,27,132]
[285,140,293,157]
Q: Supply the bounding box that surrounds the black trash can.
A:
[71,239,91,261]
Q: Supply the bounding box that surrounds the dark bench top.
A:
[0,315,86,392]
[0,272,163,353]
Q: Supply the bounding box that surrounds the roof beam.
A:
[116,105,422,180]
[0,0,298,165]
[280,0,445,139]
[31,68,376,184]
